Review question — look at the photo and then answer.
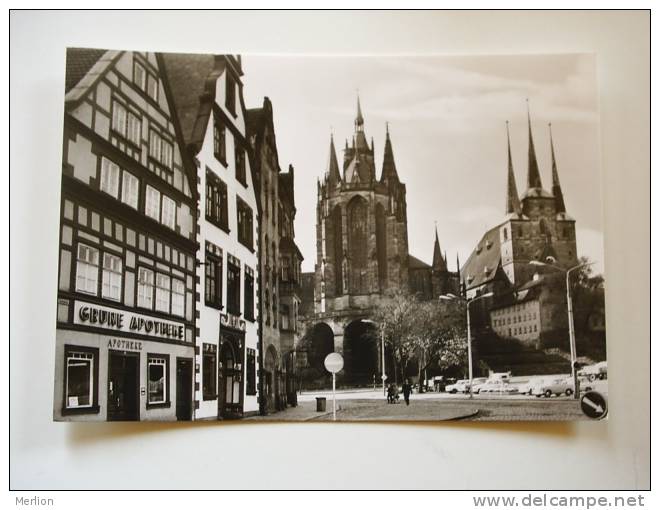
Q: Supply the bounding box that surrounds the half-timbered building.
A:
[55,49,198,421]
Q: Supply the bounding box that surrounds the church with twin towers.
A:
[300,96,581,382]
[302,97,460,384]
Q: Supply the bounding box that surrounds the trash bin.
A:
[315,397,326,412]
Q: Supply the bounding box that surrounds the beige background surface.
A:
[9,10,650,489]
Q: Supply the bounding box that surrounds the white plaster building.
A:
[163,54,260,418]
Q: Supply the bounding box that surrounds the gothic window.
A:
[342,256,349,295]
[347,196,368,294]
[332,206,343,294]
[375,203,387,289]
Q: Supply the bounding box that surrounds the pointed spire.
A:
[505,121,522,216]
[380,122,399,184]
[526,99,543,190]
[356,94,364,129]
[549,123,566,213]
[432,225,448,271]
[326,133,341,186]
[456,252,460,273]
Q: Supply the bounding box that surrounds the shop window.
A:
[244,269,254,321]
[202,346,217,400]
[100,157,120,199]
[246,348,256,395]
[147,356,169,406]
[137,267,154,309]
[171,279,185,317]
[205,252,223,309]
[213,116,226,163]
[64,346,98,414]
[145,185,161,222]
[101,253,122,301]
[236,197,253,250]
[121,170,139,209]
[155,273,171,313]
[75,243,99,295]
[227,262,240,316]
[235,146,246,185]
[162,195,176,230]
[205,171,228,231]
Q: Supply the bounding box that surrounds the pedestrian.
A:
[402,378,412,406]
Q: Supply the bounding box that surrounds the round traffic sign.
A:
[324,352,344,374]
[580,391,608,420]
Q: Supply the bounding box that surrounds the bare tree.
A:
[369,291,468,387]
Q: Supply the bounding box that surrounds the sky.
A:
[241,53,604,275]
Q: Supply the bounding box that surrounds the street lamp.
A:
[440,291,494,399]
[529,259,595,399]
[361,319,386,396]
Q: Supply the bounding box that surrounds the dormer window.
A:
[467,275,474,283]
[476,246,482,254]
[486,241,493,249]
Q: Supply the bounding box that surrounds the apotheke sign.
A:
[73,300,185,340]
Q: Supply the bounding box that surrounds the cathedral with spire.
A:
[461,104,578,348]
[312,97,460,319]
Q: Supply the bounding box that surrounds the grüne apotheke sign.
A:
[73,300,185,340]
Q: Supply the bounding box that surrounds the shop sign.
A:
[107,338,143,351]
[74,300,185,341]
[220,312,246,332]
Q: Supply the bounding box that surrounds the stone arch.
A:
[263,345,279,413]
[342,319,378,386]
[304,322,335,371]
[347,195,369,294]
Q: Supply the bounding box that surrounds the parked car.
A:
[578,361,607,381]
[488,371,512,382]
[517,376,547,395]
[445,379,467,394]
[478,379,518,395]
[531,376,575,397]
[465,377,488,393]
